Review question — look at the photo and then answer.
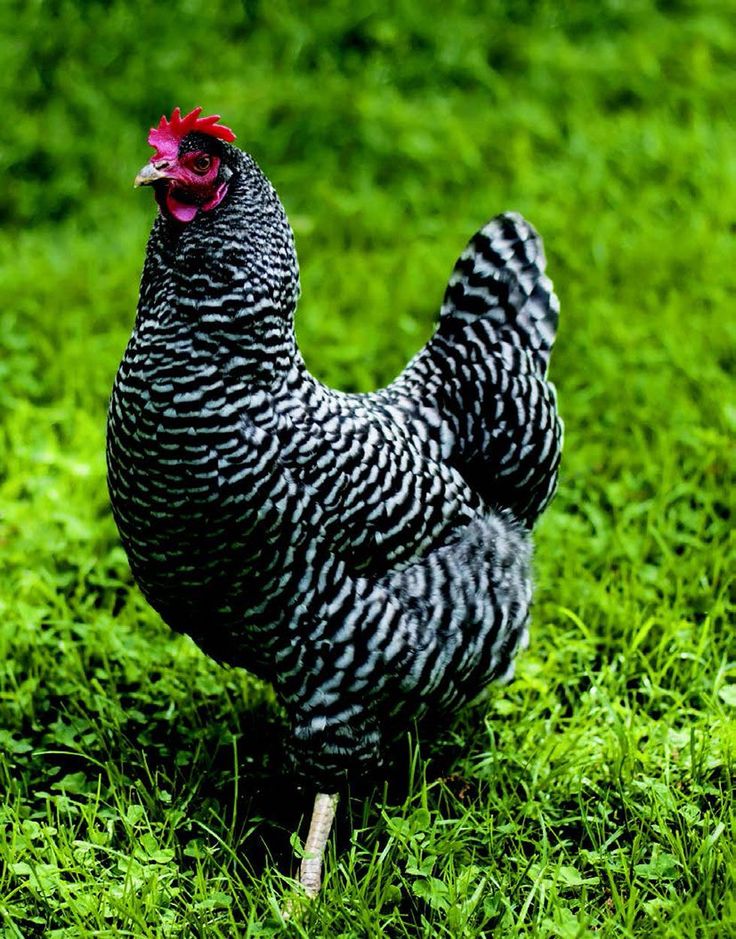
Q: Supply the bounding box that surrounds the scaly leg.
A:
[299,792,339,897]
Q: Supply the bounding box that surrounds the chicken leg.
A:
[299,791,339,897]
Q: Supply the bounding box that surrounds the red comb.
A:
[147,107,236,160]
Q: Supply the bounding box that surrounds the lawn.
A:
[0,1,734,936]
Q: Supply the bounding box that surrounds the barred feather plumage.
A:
[107,138,562,786]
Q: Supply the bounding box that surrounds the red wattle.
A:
[166,191,199,223]
[163,183,229,223]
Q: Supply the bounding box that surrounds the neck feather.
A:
[138,152,301,386]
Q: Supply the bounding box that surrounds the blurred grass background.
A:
[0,1,734,936]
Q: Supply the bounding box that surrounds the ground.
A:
[0,2,734,936]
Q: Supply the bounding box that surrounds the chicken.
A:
[106,107,562,896]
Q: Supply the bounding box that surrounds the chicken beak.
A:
[134,162,171,187]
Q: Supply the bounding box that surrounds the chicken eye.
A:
[192,155,212,174]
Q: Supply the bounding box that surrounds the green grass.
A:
[1,1,734,935]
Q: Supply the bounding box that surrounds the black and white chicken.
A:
[106,107,562,895]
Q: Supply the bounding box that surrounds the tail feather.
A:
[439,212,559,372]
[382,210,562,529]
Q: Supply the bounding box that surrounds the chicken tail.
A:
[438,212,559,373]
